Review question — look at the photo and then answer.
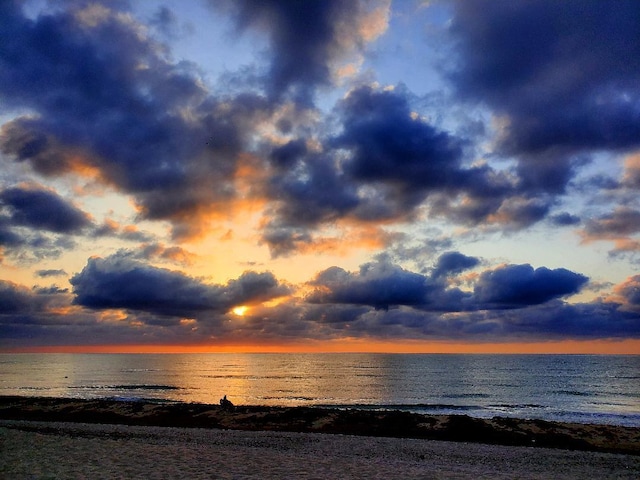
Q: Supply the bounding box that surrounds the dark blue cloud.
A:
[70,254,289,317]
[431,251,479,279]
[0,186,91,234]
[307,256,589,314]
[0,185,90,262]
[34,285,69,295]
[216,0,377,104]
[307,262,441,311]
[0,280,41,314]
[299,292,640,341]
[267,153,360,226]
[451,0,640,154]
[336,86,463,193]
[473,264,588,308]
[550,212,581,227]
[493,301,640,339]
[449,0,640,196]
[269,139,308,169]
[36,269,67,278]
[0,222,23,247]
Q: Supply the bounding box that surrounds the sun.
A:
[231,306,249,316]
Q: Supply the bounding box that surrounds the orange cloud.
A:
[279,223,401,257]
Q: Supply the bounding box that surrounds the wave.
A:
[120,368,161,373]
[202,374,309,380]
[311,403,485,413]
[443,393,492,399]
[262,396,318,402]
[489,403,546,409]
[69,384,181,391]
[552,390,593,397]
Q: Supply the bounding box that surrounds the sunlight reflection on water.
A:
[1,353,639,426]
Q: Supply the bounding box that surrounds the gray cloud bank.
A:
[2,253,638,348]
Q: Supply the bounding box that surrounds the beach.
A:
[2,420,640,479]
[1,397,639,479]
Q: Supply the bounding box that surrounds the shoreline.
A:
[1,395,638,456]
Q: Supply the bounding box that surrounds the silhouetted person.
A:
[220,395,234,411]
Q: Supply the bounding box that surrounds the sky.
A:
[1,0,640,354]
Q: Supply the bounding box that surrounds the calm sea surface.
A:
[1,353,638,426]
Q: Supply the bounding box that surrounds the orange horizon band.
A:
[4,339,639,355]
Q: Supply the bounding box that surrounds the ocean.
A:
[1,353,638,426]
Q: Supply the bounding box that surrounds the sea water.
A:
[1,353,638,426]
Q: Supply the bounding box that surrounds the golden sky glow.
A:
[7,339,640,355]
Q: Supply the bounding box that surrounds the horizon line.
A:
[3,339,639,355]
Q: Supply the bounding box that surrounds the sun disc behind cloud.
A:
[231,306,249,316]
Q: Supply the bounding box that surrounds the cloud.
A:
[619,276,640,305]
[582,207,640,240]
[1,1,577,258]
[307,261,442,311]
[0,2,272,239]
[36,269,68,278]
[450,0,640,154]
[550,212,581,227]
[610,275,640,313]
[473,264,588,308]
[70,253,290,317]
[306,256,467,312]
[92,219,153,242]
[491,301,640,339]
[0,280,44,314]
[0,185,91,234]
[137,243,197,266]
[0,184,89,262]
[307,255,588,314]
[263,85,541,255]
[267,152,360,226]
[571,151,640,258]
[0,279,71,316]
[1,260,636,347]
[0,230,77,264]
[449,0,640,200]
[0,222,23,248]
[431,251,480,279]
[216,0,390,103]
[336,85,465,200]
[285,291,640,341]
[621,153,640,189]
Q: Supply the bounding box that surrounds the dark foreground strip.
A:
[0,396,638,455]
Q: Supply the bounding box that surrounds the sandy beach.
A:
[1,420,638,479]
[1,396,639,479]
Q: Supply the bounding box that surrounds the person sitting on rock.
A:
[220,395,234,411]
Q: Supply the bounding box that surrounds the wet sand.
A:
[1,396,639,478]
